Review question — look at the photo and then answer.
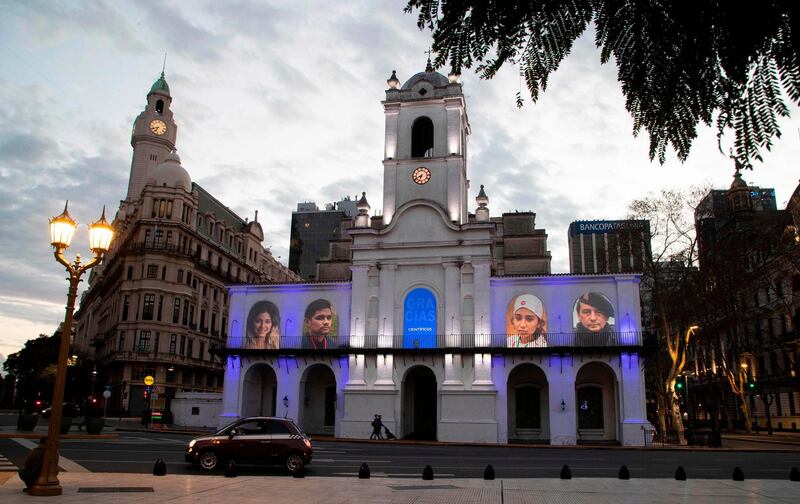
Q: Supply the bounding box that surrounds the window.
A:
[157,295,164,321]
[211,313,217,333]
[137,330,151,352]
[142,294,155,320]
[156,99,164,114]
[199,342,205,361]
[515,386,541,429]
[154,332,160,353]
[411,116,434,157]
[577,386,604,429]
[118,331,126,351]
[213,288,218,301]
[182,301,189,325]
[177,269,183,283]
[161,266,167,280]
[180,335,186,356]
[146,265,158,279]
[186,271,192,285]
[200,309,207,332]
[173,299,181,323]
[187,338,194,358]
[127,266,133,280]
[169,334,177,355]
[202,284,207,296]
[122,295,130,321]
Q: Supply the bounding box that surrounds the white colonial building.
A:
[219,63,651,445]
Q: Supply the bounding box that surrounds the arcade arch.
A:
[575,362,619,443]
[402,365,437,440]
[507,363,549,442]
[300,364,337,435]
[241,363,277,417]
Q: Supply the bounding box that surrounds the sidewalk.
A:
[2,472,800,503]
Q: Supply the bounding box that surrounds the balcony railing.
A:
[220,331,643,353]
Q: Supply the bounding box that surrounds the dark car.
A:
[41,403,81,418]
[185,417,312,472]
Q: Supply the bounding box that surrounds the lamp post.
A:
[30,202,113,496]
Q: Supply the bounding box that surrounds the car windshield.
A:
[214,419,241,435]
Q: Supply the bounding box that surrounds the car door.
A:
[264,420,293,462]
[230,420,271,462]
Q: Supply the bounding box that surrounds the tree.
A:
[405,1,800,167]
[626,186,708,442]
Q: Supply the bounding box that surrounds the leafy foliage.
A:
[405,0,800,167]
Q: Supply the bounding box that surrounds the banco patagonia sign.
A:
[573,220,649,235]
[403,287,437,348]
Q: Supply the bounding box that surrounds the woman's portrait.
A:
[245,300,281,349]
[506,294,548,348]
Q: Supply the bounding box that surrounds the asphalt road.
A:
[2,431,799,479]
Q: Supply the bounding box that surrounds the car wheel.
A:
[199,450,220,471]
[285,453,304,472]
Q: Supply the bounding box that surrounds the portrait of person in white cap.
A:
[506,293,548,348]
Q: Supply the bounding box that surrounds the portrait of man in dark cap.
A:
[573,292,615,345]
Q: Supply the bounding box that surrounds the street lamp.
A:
[30,202,113,496]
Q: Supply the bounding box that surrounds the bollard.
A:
[675,466,687,481]
[422,464,434,480]
[359,462,370,479]
[732,467,744,481]
[153,458,167,476]
[790,467,799,482]
[225,460,237,478]
[484,464,495,480]
[618,465,630,480]
[560,465,572,480]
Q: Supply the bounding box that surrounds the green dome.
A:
[149,72,170,96]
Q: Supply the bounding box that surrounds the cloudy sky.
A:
[1,1,798,365]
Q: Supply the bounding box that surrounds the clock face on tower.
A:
[149,119,167,135]
[412,167,431,185]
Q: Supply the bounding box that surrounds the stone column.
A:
[473,259,492,347]
[378,264,397,348]
[218,355,241,428]
[443,261,461,347]
[547,354,577,445]
[619,352,651,446]
[350,265,369,347]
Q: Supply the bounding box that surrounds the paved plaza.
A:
[2,472,800,503]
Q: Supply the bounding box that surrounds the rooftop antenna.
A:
[162,52,167,75]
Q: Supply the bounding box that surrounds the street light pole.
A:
[29,202,113,497]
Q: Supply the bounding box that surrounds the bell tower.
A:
[381,62,470,225]
[126,72,178,201]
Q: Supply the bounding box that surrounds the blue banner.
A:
[403,288,436,348]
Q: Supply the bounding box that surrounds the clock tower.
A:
[125,72,178,200]
[381,62,470,225]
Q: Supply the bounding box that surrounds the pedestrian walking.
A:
[370,414,381,439]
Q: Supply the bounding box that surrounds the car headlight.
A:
[188,439,196,448]
[303,438,312,449]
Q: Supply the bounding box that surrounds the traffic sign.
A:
[144,375,155,386]
[102,390,111,399]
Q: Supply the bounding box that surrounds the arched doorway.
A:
[507,363,549,443]
[575,362,618,443]
[402,366,437,440]
[242,363,277,417]
[300,364,337,435]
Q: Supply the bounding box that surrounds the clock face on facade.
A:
[149,119,167,135]
[412,167,431,185]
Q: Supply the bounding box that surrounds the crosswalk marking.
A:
[0,454,17,472]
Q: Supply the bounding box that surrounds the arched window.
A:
[156,99,164,114]
[411,116,434,158]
